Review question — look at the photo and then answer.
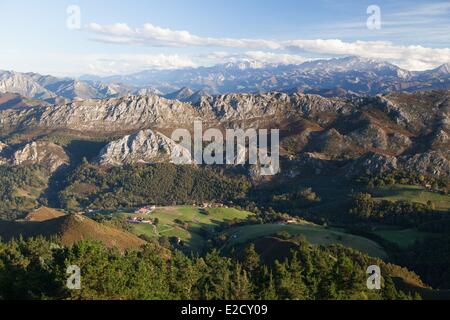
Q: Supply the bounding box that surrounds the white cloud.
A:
[88,22,450,71]
[2,51,309,77]
[284,39,450,70]
[2,53,198,77]
[85,53,197,75]
[88,22,281,50]
[85,52,308,75]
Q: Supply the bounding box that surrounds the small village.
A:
[126,205,156,224]
[125,203,229,226]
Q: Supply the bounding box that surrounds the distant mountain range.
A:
[82,56,450,96]
[1,57,450,103]
[0,70,132,102]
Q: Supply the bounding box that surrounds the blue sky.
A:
[0,0,449,76]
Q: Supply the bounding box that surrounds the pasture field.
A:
[95,206,253,252]
[372,184,450,211]
[224,223,388,258]
[373,228,432,249]
[91,206,389,258]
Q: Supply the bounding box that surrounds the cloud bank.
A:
[88,22,450,71]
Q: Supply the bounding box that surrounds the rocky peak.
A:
[164,87,195,102]
[0,91,356,135]
[0,70,56,100]
[98,129,193,166]
[344,153,399,177]
[134,87,163,96]
[433,63,450,75]
[348,124,389,150]
[433,129,449,145]
[198,92,353,123]
[402,151,450,178]
[12,141,69,172]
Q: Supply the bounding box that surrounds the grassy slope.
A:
[110,206,253,252]
[56,214,145,250]
[224,223,387,258]
[23,206,66,222]
[102,206,388,257]
[233,236,302,265]
[372,184,450,211]
[373,228,432,249]
[0,214,145,251]
[367,184,449,248]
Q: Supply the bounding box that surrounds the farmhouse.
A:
[201,202,225,209]
[135,205,156,214]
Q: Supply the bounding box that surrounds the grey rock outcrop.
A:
[401,151,450,178]
[0,92,355,135]
[0,141,7,165]
[98,129,193,166]
[344,153,399,177]
[12,141,69,172]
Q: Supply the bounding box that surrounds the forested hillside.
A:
[0,237,418,300]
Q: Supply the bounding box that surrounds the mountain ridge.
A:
[0,88,448,178]
[3,57,450,102]
[81,56,449,96]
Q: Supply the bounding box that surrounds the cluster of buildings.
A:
[134,205,156,214]
[126,205,157,224]
[127,216,153,224]
[201,202,227,209]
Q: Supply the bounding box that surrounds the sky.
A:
[0,0,449,76]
